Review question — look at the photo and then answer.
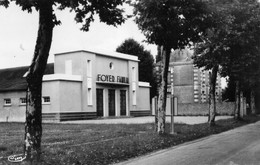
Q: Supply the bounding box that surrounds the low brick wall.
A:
[177,102,235,116]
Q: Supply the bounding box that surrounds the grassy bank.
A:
[0,115,259,165]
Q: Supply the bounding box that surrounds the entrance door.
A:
[120,90,126,116]
[108,89,115,116]
[96,89,103,117]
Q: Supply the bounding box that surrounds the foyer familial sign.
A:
[97,74,129,84]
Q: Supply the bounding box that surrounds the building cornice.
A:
[138,82,150,87]
[43,74,82,82]
[55,50,139,62]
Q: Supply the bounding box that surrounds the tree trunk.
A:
[234,81,241,120]
[250,90,256,115]
[24,1,54,160]
[208,65,218,126]
[157,47,171,134]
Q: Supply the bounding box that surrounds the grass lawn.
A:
[0,115,259,165]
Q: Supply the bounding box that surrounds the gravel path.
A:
[61,116,232,125]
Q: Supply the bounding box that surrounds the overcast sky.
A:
[0,3,157,69]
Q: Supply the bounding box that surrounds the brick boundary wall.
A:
[177,102,235,116]
[152,97,235,116]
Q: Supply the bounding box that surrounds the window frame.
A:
[4,98,11,106]
[20,98,27,106]
[42,96,51,104]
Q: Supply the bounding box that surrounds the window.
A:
[4,98,11,106]
[132,67,136,81]
[87,60,92,77]
[109,62,114,70]
[20,98,26,105]
[133,91,136,105]
[42,96,50,104]
[88,88,93,105]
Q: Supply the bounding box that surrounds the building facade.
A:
[155,49,222,104]
[0,50,151,122]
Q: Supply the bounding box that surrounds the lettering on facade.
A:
[97,74,129,84]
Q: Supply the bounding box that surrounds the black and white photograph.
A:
[0,0,260,164]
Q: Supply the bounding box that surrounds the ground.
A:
[0,115,259,164]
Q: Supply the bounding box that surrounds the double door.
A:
[96,89,127,117]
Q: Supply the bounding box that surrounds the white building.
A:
[0,50,151,122]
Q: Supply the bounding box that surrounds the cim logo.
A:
[97,74,129,84]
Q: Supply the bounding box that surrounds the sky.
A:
[0,3,157,69]
[0,3,227,88]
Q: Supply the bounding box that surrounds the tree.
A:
[155,45,163,63]
[219,0,260,118]
[116,38,157,98]
[193,0,232,125]
[194,0,260,122]
[133,0,209,134]
[1,0,125,161]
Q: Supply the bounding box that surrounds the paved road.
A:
[117,121,260,165]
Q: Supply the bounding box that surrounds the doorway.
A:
[96,89,103,117]
[120,90,126,116]
[108,89,115,116]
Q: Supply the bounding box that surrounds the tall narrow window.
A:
[132,67,136,81]
[87,59,93,106]
[133,91,136,105]
[65,60,72,74]
[88,88,93,105]
[87,60,92,77]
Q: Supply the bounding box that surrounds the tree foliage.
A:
[1,0,125,31]
[194,0,260,77]
[193,0,260,118]
[133,0,209,49]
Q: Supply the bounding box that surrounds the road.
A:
[117,121,260,165]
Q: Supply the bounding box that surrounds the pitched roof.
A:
[0,63,54,92]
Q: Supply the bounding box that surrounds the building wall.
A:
[42,81,61,113]
[194,67,222,103]
[172,62,194,103]
[59,81,82,112]
[155,49,222,104]
[137,86,150,111]
[95,55,128,76]
[54,51,89,75]
[0,91,26,122]
[174,86,194,103]
[173,63,194,86]
[54,50,144,118]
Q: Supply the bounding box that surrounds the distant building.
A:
[155,49,222,103]
[0,50,151,122]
